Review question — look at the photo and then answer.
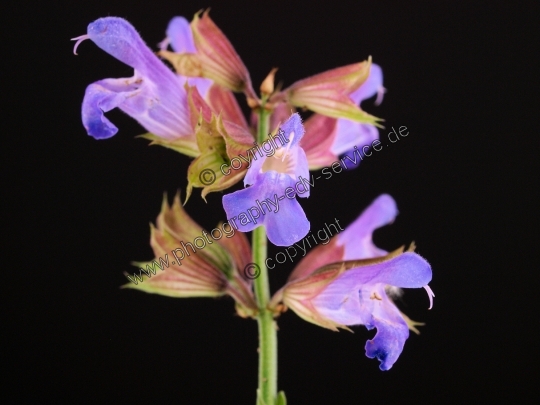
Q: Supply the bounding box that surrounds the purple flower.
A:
[301,64,385,169]
[313,253,433,370]
[334,64,385,166]
[279,194,434,370]
[158,17,213,97]
[72,17,194,141]
[222,113,310,246]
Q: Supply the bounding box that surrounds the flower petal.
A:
[164,16,196,53]
[337,194,398,259]
[333,252,432,289]
[265,194,310,247]
[365,289,409,370]
[81,80,129,139]
[87,17,176,86]
[331,120,379,157]
[222,171,309,246]
[350,63,384,105]
[309,252,431,329]
[278,112,305,147]
[311,272,374,326]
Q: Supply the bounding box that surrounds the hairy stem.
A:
[253,107,277,405]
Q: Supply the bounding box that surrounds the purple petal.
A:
[81,81,127,139]
[335,252,432,288]
[82,75,191,140]
[243,152,267,186]
[163,17,213,97]
[292,147,310,196]
[365,290,409,370]
[312,275,374,326]
[265,193,310,246]
[337,194,398,259]
[223,172,310,246]
[331,120,379,158]
[279,113,305,147]
[244,118,310,197]
[165,17,196,53]
[350,64,384,105]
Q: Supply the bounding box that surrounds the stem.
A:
[253,108,277,405]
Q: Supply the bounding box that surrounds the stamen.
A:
[370,291,383,301]
[157,37,170,51]
[375,86,386,106]
[71,34,90,55]
[423,284,435,310]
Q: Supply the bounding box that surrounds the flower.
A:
[222,113,310,246]
[300,64,385,169]
[73,17,199,154]
[273,195,434,370]
[158,16,213,97]
[159,10,257,98]
[269,59,380,124]
[123,192,257,318]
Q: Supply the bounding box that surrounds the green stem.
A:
[253,108,277,405]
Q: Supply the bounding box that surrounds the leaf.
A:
[275,391,287,405]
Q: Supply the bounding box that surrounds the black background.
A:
[5,0,538,403]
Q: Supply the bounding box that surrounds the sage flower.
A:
[222,113,310,246]
[301,64,385,169]
[73,17,197,154]
[274,195,434,370]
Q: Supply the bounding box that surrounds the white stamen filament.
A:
[71,34,90,55]
[157,37,170,51]
[423,284,435,310]
[375,86,386,106]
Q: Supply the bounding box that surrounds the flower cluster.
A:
[74,11,433,375]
